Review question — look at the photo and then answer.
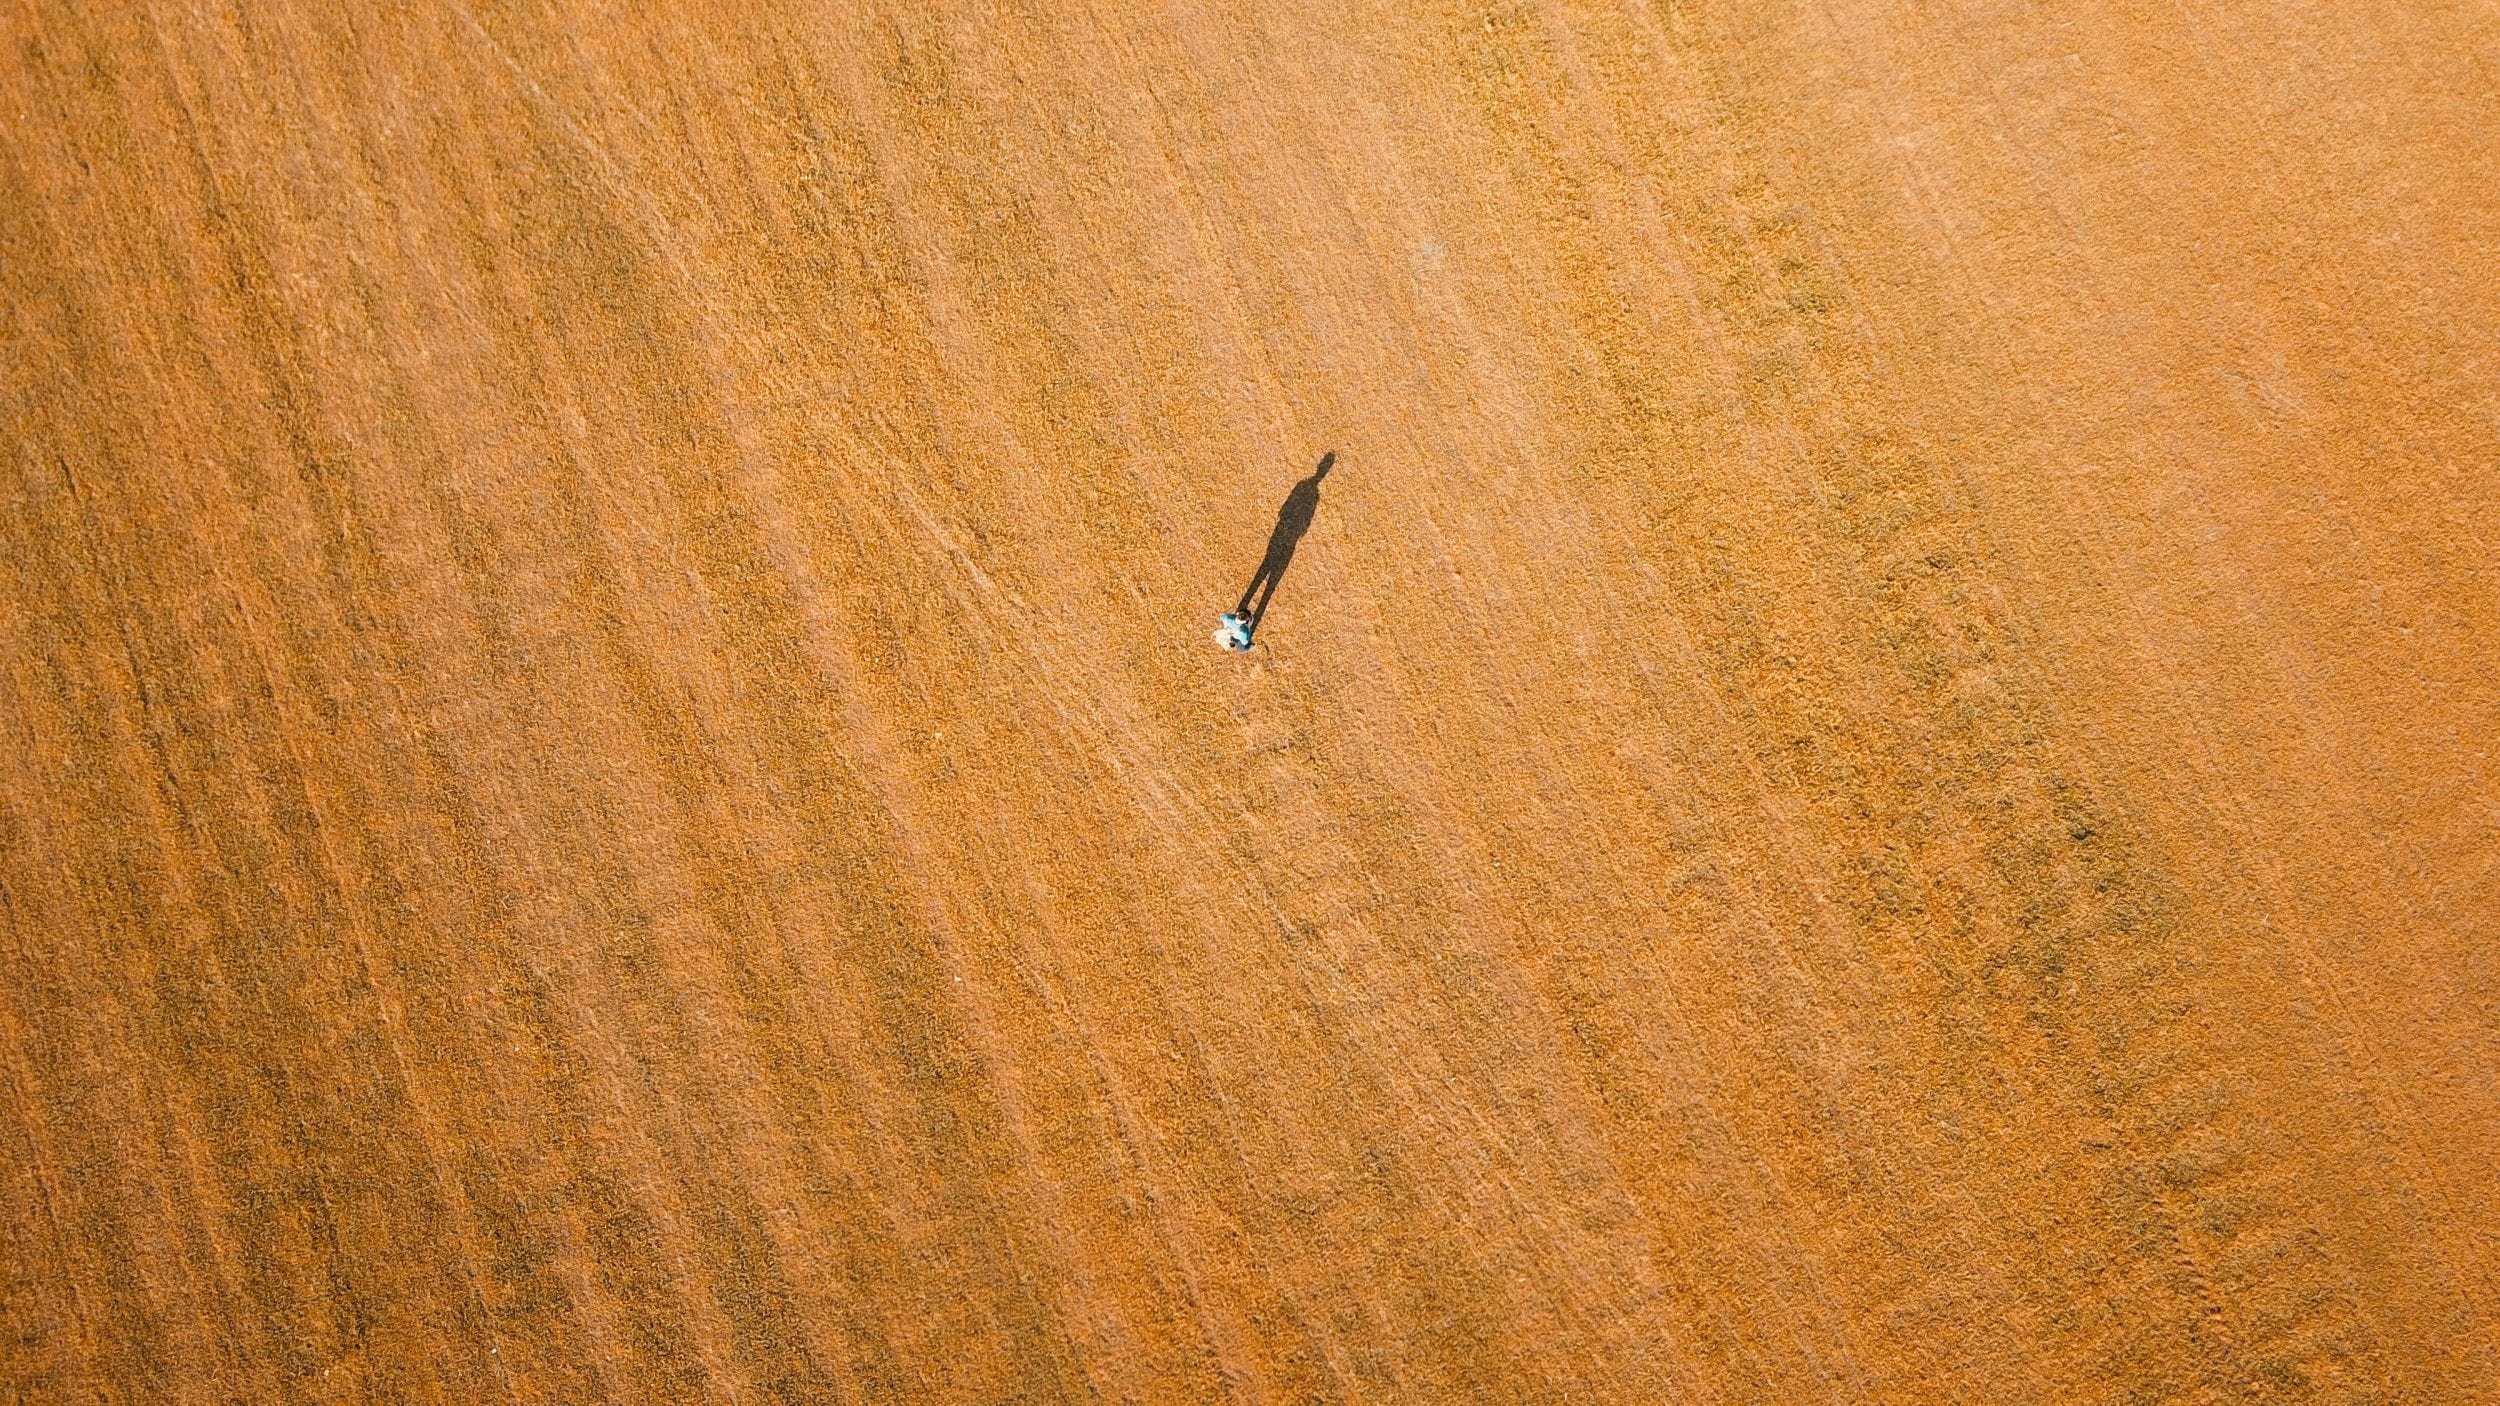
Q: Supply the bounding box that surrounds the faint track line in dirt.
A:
[0,867,101,1392]
[183,530,527,1401]
[1837,30,2467,1380]
[446,2,650,255]
[714,405,1294,1398]
[1433,5,1887,1394]
[1451,0,2412,1390]
[2041,482,2456,1386]
[115,24,540,1390]
[442,0,753,394]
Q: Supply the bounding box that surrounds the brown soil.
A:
[5,2,2496,1401]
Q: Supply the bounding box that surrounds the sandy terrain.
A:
[4,0,2497,1400]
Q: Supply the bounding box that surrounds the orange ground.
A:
[4,1,2497,1401]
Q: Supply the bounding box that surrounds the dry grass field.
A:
[5,0,2498,1401]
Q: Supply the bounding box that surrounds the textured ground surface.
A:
[5,1,2498,1401]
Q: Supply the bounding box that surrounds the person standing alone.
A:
[1216,452,1334,652]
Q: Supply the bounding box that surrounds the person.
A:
[1214,612,1253,652]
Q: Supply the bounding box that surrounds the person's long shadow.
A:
[1236,452,1336,637]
